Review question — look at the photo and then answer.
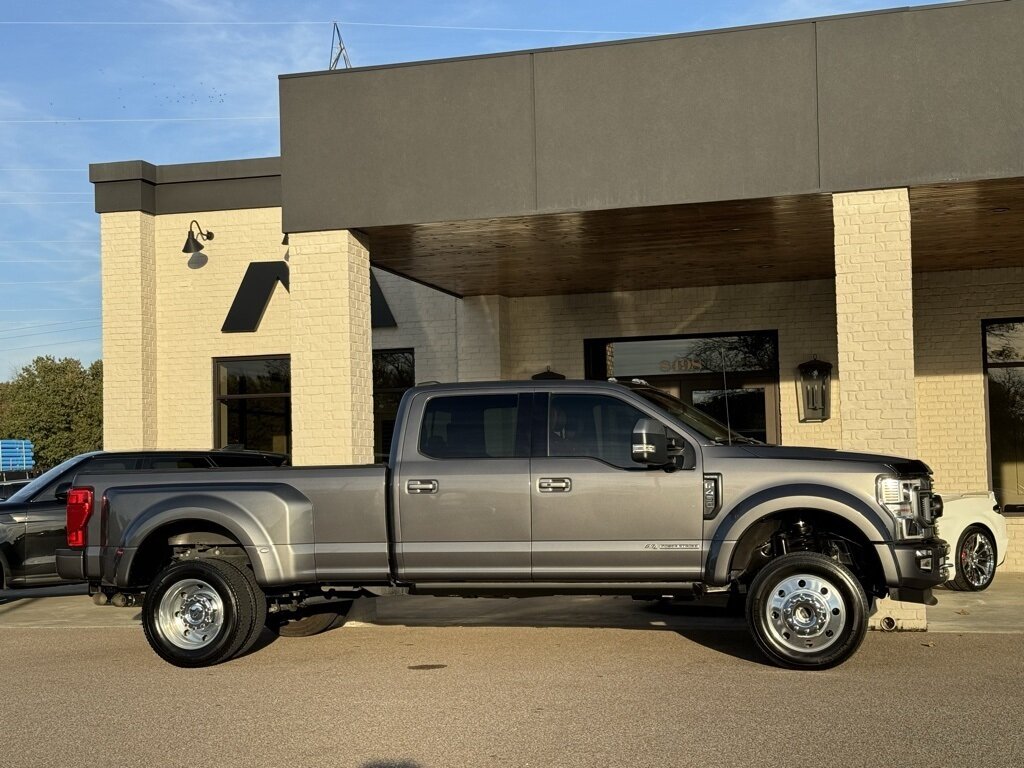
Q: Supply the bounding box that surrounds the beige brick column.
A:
[833,188,917,457]
[834,189,925,630]
[101,211,157,449]
[289,230,374,466]
[456,295,510,381]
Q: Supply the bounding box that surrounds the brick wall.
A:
[502,279,842,448]
[833,189,917,457]
[372,271,458,383]
[1001,516,1024,573]
[914,266,1024,494]
[289,230,374,465]
[101,211,157,449]
[151,209,292,450]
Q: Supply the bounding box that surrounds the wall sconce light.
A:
[182,220,214,254]
[798,357,833,422]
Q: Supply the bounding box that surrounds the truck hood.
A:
[715,444,931,474]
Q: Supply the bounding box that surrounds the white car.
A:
[936,492,1008,591]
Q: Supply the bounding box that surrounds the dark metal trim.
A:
[278,0,991,81]
[91,157,282,215]
[222,261,290,333]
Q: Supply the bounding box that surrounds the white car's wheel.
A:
[949,526,997,591]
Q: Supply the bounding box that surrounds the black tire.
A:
[271,601,354,638]
[746,551,868,670]
[949,526,997,592]
[222,559,268,656]
[142,558,258,668]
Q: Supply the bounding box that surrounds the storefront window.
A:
[584,332,780,443]
[215,356,291,454]
[984,320,1024,511]
[374,349,415,462]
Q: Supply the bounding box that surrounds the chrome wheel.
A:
[959,530,995,588]
[765,573,846,653]
[157,578,225,650]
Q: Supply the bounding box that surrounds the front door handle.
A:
[407,479,438,494]
[538,477,572,493]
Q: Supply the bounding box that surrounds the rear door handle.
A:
[407,479,438,494]
[538,477,572,493]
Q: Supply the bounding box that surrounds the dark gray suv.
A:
[0,449,286,589]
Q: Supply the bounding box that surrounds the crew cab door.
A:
[531,391,704,580]
[393,390,532,581]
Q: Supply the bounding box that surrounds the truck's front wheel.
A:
[746,551,868,670]
[142,558,259,668]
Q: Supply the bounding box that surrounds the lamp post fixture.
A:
[798,357,833,423]
[182,220,214,254]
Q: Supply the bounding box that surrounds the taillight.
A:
[66,487,94,548]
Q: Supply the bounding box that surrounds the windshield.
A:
[631,386,759,444]
[3,454,93,504]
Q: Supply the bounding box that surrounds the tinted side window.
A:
[210,454,274,467]
[34,457,137,501]
[549,394,646,468]
[147,457,214,470]
[420,395,520,459]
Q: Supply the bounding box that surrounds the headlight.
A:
[876,475,924,539]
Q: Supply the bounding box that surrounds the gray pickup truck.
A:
[57,379,947,670]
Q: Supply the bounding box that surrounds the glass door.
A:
[584,332,781,444]
[984,320,1024,512]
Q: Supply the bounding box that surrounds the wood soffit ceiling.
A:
[364,178,1024,298]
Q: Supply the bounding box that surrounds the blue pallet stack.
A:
[0,440,35,473]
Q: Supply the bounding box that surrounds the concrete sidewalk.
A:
[928,573,1024,633]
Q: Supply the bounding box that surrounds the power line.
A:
[0,260,96,264]
[0,307,99,311]
[0,116,277,124]
[0,278,99,285]
[0,323,101,342]
[0,335,100,354]
[0,318,101,335]
[0,20,649,34]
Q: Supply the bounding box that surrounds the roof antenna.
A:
[330,22,352,70]
[719,346,733,445]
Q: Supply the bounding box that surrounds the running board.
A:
[409,582,700,598]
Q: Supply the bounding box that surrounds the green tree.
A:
[0,357,103,470]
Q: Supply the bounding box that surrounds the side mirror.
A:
[632,418,668,466]
[54,481,72,503]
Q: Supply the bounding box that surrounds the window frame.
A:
[417,393,531,461]
[212,354,292,454]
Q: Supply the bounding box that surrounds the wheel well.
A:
[729,509,887,597]
[129,520,246,588]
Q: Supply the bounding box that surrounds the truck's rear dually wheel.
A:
[746,551,868,670]
[142,558,261,668]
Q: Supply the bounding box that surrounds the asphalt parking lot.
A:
[2,580,1023,768]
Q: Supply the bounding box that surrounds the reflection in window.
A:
[984,320,1024,511]
[215,356,291,454]
[605,333,777,377]
[419,395,519,459]
[374,349,415,462]
[549,394,645,469]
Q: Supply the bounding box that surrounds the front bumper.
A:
[886,538,949,604]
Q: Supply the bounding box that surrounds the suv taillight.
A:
[66,488,94,548]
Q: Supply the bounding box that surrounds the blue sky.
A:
[0,0,944,377]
